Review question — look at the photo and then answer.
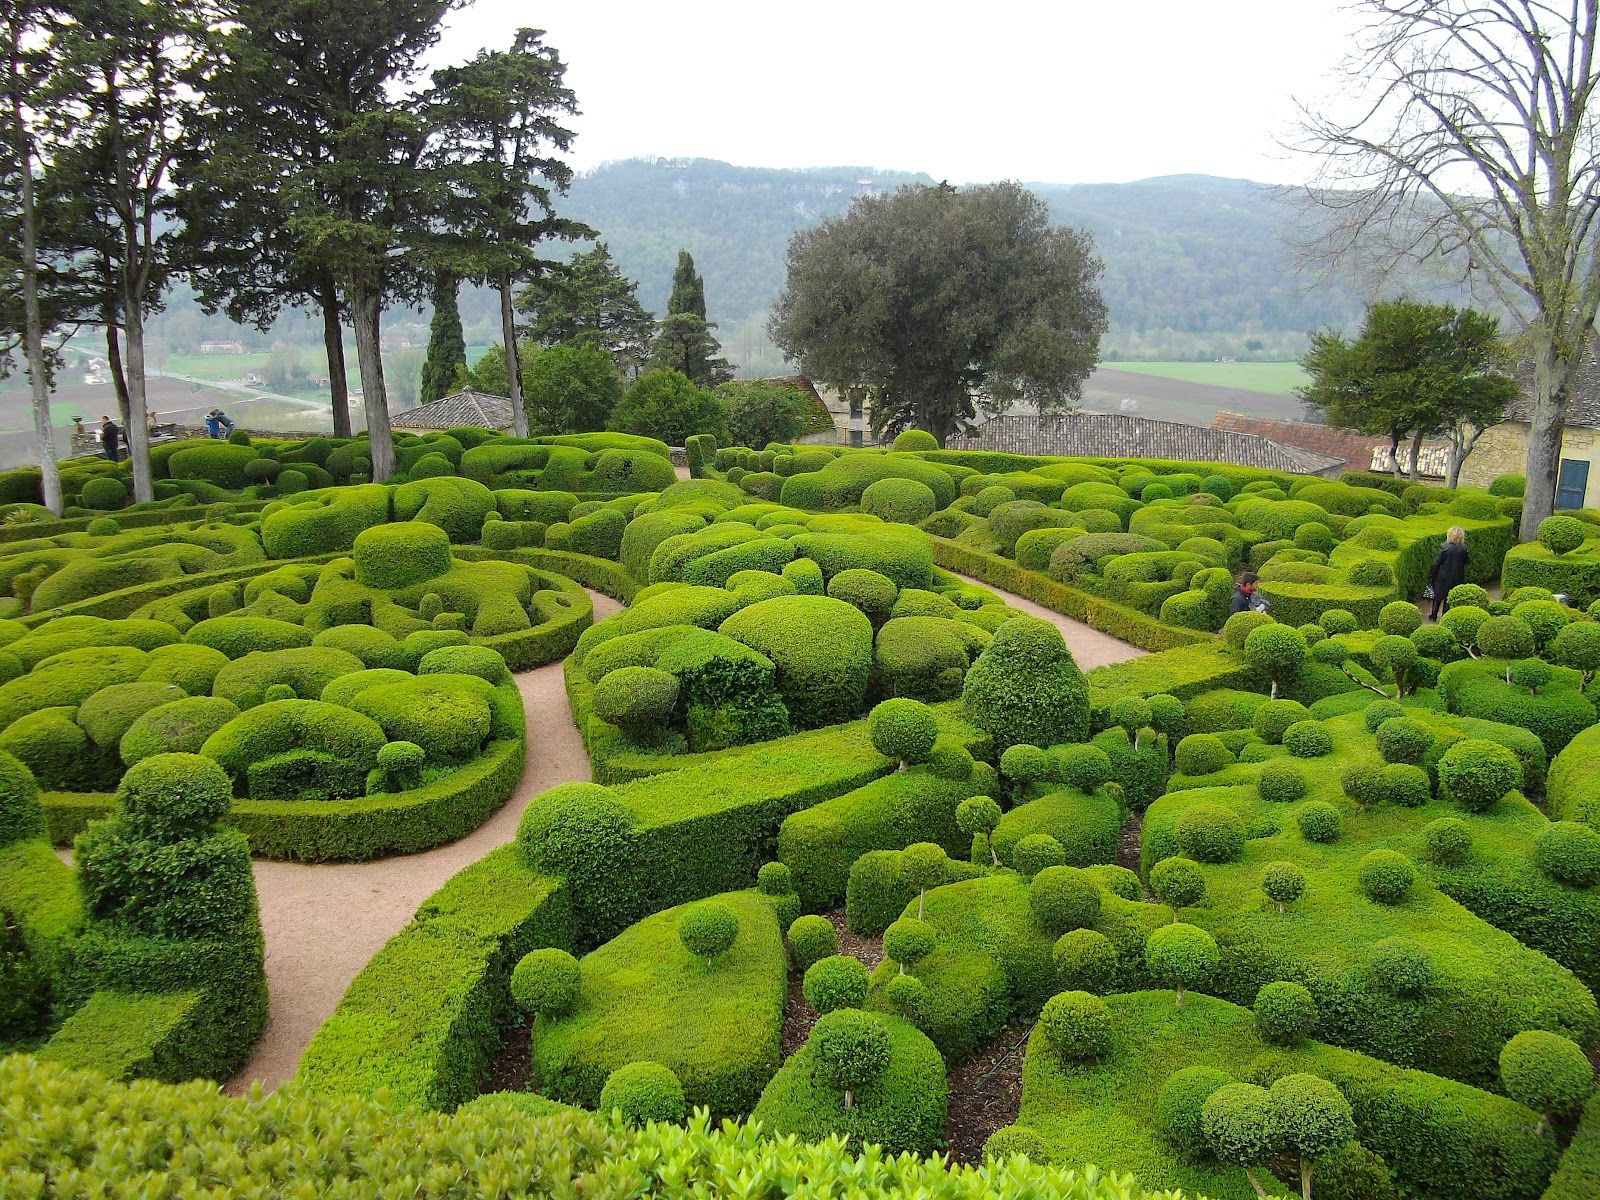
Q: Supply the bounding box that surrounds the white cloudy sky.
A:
[431,0,1363,186]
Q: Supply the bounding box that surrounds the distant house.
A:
[1210,412,1402,476]
[945,411,1345,476]
[389,387,516,433]
[200,340,245,355]
[1458,352,1600,508]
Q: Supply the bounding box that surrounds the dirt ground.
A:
[945,571,1147,670]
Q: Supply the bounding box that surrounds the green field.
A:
[1101,360,1309,397]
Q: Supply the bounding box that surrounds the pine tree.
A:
[418,271,466,405]
[667,249,706,319]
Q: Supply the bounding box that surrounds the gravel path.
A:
[945,571,1147,670]
[224,590,622,1095]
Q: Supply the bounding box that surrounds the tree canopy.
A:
[769,181,1107,445]
[519,242,655,378]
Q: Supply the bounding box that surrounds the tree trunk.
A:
[1446,437,1464,489]
[501,275,528,437]
[105,323,131,434]
[1406,429,1424,481]
[350,277,394,481]
[319,276,351,438]
[121,290,154,504]
[1388,433,1403,479]
[10,83,61,516]
[1522,336,1570,539]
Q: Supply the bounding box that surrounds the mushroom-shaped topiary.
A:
[1202,1082,1278,1199]
[375,740,426,791]
[803,954,870,1014]
[1378,600,1423,636]
[598,1061,686,1125]
[1260,860,1305,914]
[1176,803,1245,863]
[1296,800,1342,844]
[882,972,925,1021]
[1437,738,1523,812]
[1500,1030,1595,1133]
[1509,657,1553,693]
[1224,610,1274,653]
[956,795,1003,865]
[1147,694,1186,740]
[811,1008,892,1108]
[592,666,680,745]
[678,901,739,958]
[787,914,839,972]
[867,698,939,768]
[983,1124,1051,1164]
[1423,817,1472,865]
[1533,821,1600,888]
[1150,855,1206,913]
[900,841,947,918]
[883,916,939,974]
[1011,833,1066,877]
[1270,1073,1357,1200]
[1375,717,1433,765]
[1357,849,1416,904]
[1158,1065,1235,1157]
[1320,608,1359,636]
[115,751,233,842]
[1550,621,1600,691]
[1109,696,1154,749]
[1039,989,1114,1061]
[510,947,581,1016]
[1367,936,1432,995]
[1369,635,1420,697]
[961,616,1089,750]
[1243,623,1308,699]
[1000,743,1051,787]
[1537,514,1588,555]
[1258,761,1307,804]
[1255,981,1317,1045]
[1053,928,1117,993]
[1476,614,1535,666]
[1145,921,1219,1007]
[1029,865,1101,935]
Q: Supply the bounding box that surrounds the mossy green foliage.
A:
[530,889,785,1117]
[719,595,873,727]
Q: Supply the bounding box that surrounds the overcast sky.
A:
[430,0,1363,186]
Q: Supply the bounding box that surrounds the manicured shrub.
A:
[1271,1073,1357,1193]
[1175,733,1232,776]
[1358,849,1416,903]
[803,954,869,1014]
[1028,866,1101,935]
[1261,860,1305,913]
[1381,762,1431,807]
[1296,801,1342,843]
[1145,922,1219,1006]
[960,611,1091,740]
[1284,719,1334,758]
[883,917,939,972]
[1499,1030,1594,1130]
[827,567,899,626]
[1253,699,1310,745]
[861,477,937,525]
[891,429,938,453]
[882,972,926,1021]
[1052,928,1117,993]
[1320,609,1359,635]
[1176,803,1245,863]
[983,1125,1051,1164]
[788,915,839,972]
[1438,738,1523,811]
[1258,761,1307,804]
[592,666,680,745]
[1360,699,1405,733]
[868,698,938,767]
[510,948,581,1016]
[1378,600,1423,636]
[758,861,794,896]
[719,595,872,728]
[1538,515,1588,555]
[598,1061,686,1125]
[900,842,948,917]
[1374,717,1433,766]
[1477,614,1535,661]
[1039,990,1113,1060]
[1158,1065,1235,1157]
[1533,821,1600,888]
[81,476,128,510]
[1050,743,1113,791]
[1368,936,1431,995]
[678,901,739,958]
[955,795,1002,866]
[1150,855,1206,911]
[1422,816,1472,866]
[1255,980,1317,1044]
[352,521,452,589]
[1313,1142,1396,1200]
[1243,623,1308,698]
[0,749,44,845]
[810,1008,891,1108]
[1202,1082,1276,1195]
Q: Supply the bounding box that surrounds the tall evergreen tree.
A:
[518,242,654,378]
[652,248,729,387]
[418,270,465,406]
[667,249,706,319]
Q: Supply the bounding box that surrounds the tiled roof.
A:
[390,389,516,432]
[945,412,1345,475]
[1210,412,1392,471]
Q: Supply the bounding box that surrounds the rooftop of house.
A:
[390,389,516,433]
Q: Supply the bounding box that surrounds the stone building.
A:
[1458,359,1600,508]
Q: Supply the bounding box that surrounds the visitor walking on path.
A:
[1427,527,1469,620]
[98,415,120,463]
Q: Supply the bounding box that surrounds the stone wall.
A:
[1461,419,1600,507]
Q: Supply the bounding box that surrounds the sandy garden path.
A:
[224,590,622,1095]
[946,571,1147,670]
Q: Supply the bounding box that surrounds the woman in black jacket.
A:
[1427,527,1468,620]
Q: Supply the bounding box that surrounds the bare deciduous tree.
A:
[1291,0,1600,536]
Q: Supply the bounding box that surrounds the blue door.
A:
[1557,458,1590,509]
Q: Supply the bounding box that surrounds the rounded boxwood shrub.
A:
[803,954,869,1014]
[1476,614,1535,660]
[1260,860,1304,913]
[592,666,680,744]
[1052,928,1117,993]
[678,901,739,958]
[1500,1030,1595,1124]
[1320,609,1359,636]
[1158,1065,1235,1156]
[861,477,937,525]
[1423,816,1472,866]
[788,914,840,972]
[1381,762,1431,807]
[1150,855,1206,910]
[1375,717,1433,765]
[892,429,938,453]
[1243,623,1308,697]
[719,595,873,729]
[1145,922,1219,1006]
[1028,866,1101,934]
[1438,738,1523,811]
[1313,1142,1396,1200]
[1223,609,1274,652]
[868,698,938,766]
[1255,980,1316,1044]
[1258,761,1308,804]
[1349,558,1394,586]
[1358,850,1416,904]
[882,972,925,1021]
[1011,833,1066,877]
[1176,803,1245,863]
[86,516,119,536]
[1441,604,1490,647]
[758,861,794,897]
[351,521,452,589]
[81,476,128,510]
[999,743,1050,785]
[1532,821,1600,887]
[827,567,899,626]
[114,751,233,842]
[1175,733,1232,777]
[983,1124,1051,1164]
[1361,699,1406,733]
[598,1061,686,1125]
[883,917,939,971]
[0,748,44,846]
[1296,801,1342,843]
[1378,600,1423,636]
[811,1008,892,1108]
[1039,990,1113,1060]
[960,615,1088,750]
[510,947,580,1016]
[1252,699,1310,745]
[1537,514,1588,555]
[926,737,975,781]
[1283,720,1334,758]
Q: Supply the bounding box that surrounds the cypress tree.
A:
[419,272,467,406]
[667,250,706,319]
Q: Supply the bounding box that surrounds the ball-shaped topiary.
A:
[788,914,839,971]
[867,698,939,766]
[1270,1073,1357,1168]
[1358,849,1416,904]
[1243,623,1309,698]
[961,616,1089,750]
[1349,558,1395,587]
[1146,922,1220,1007]
[1551,621,1600,685]
[1313,1141,1397,1200]
[1150,855,1207,910]
[1440,604,1490,648]
[1533,821,1600,888]
[1202,1082,1277,1173]
[827,567,900,625]
[1253,699,1311,745]
[1011,833,1066,877]
[1296,801,1342,844]
[1381,762,1432,808]
[1509,657,1553,692]
[510,947,581,1016]
[1370,635,1419,691]
[1340,763,1385,807]
[1255,980,1317,1044]
[1294,522,1335,553]
[1051,743,1113,791]
[811,1008,892,1107]
[81,476,129,510]
[1514,599,1572,649]
[1258,761,1308,804]
[1537,514,1588,555]
[1147,694,1186,738]
[1260,860,1305,913]
[882,972,925,1021]
[1283,720,1334,758]
[1368,937,1432,995]
[1423,817,1472,866]
[1108,696,1153,743]
[1029,865,1102,934]
[926,737,975,781]
[983,1124,1052,1164]
[1476,615,1535,661]
[860,477,937,525]
[803,954,870,1014]
[900,841,948,916]
[1320,608,1359,636]
[1438,738,1523,812]
[955,794,1002,838]
[1312,639,1350,667]
[678,901,739,958]
[1500,1030,1595,1126]
[1158,1065,1236,1156]
[592,666,680,745]
[86,516,119,537]
[1040,989,1114,1060]
[1176,803,1245,863]
[1361,699,1406,733]
[598,1061,686,1125]
[114,752,233,842]
[1378,601,1423,636]
[1175,733,1233,777]
[758,861,795,896]
[1375,717,1434,765]
[892,428,939,453]
[883,917,940,971]
[1053,928,1118,993]
[1223,609,1274,653]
